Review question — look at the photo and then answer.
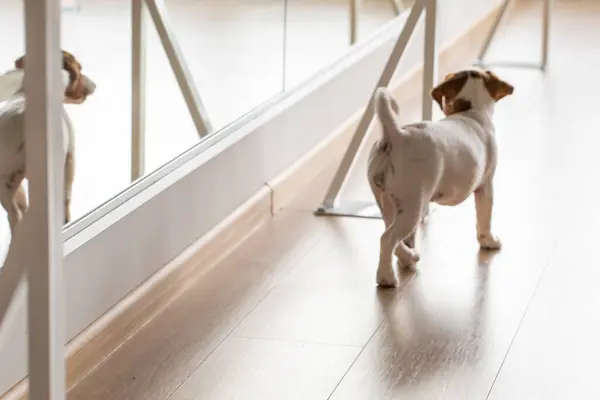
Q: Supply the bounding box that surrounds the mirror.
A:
[0,0,413,257]
[0,0,287,242]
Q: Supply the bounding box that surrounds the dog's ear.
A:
[430,73,468,111]
[15,50,87,102]
[62,51,86,102]
[484,70,514,101]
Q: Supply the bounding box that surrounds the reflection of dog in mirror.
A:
[367,67,514,288]
[0,50,96,233]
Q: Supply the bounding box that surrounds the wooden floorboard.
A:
[69,0,600,399]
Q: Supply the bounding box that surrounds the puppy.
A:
[367,67,514,288]
[0,50,96,233]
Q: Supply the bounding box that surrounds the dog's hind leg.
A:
[377,193,422,288]
[403,231,416,249]
[380,190,417,251]
[403,201,430,248]
[391,196,422,269]
[368,170,394,229]
[1,171,26,234]
[377,189,395,229]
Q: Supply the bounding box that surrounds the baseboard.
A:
[0,4,502,399]
[1,187,272,400]
[268,3,503,212]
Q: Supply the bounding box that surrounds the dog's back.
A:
[370,87,493,205]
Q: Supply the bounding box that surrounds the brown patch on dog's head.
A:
[444,98,472,115]
[430,68,514,115]
[430,72,469,113]
[14,50,94,104]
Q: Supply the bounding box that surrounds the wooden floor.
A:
[66,0,600,399]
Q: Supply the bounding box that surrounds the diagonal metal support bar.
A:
[315,0,437,219]
[475,0,552,71]
[130,0,213,181]
[144,0,212,136]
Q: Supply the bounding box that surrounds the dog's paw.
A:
[377,277,399,288]
[478,233,502,250]
[395,248,420,268]
[376,267,398,288]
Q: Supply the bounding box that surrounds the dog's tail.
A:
[374,87,400,138]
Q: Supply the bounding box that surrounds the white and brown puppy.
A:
[367,67,514,288]
[0,50,96,233]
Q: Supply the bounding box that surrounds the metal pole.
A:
[422,0,437,122]
[318,0,425,211]
[541,0,551,70]
[144,0,213,137]
[131,0,146,181]
[350,0,361,45]
[24,0,66,398]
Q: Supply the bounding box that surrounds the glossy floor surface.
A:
[66,0,600,398]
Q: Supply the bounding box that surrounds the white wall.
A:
[0,0,501,394]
